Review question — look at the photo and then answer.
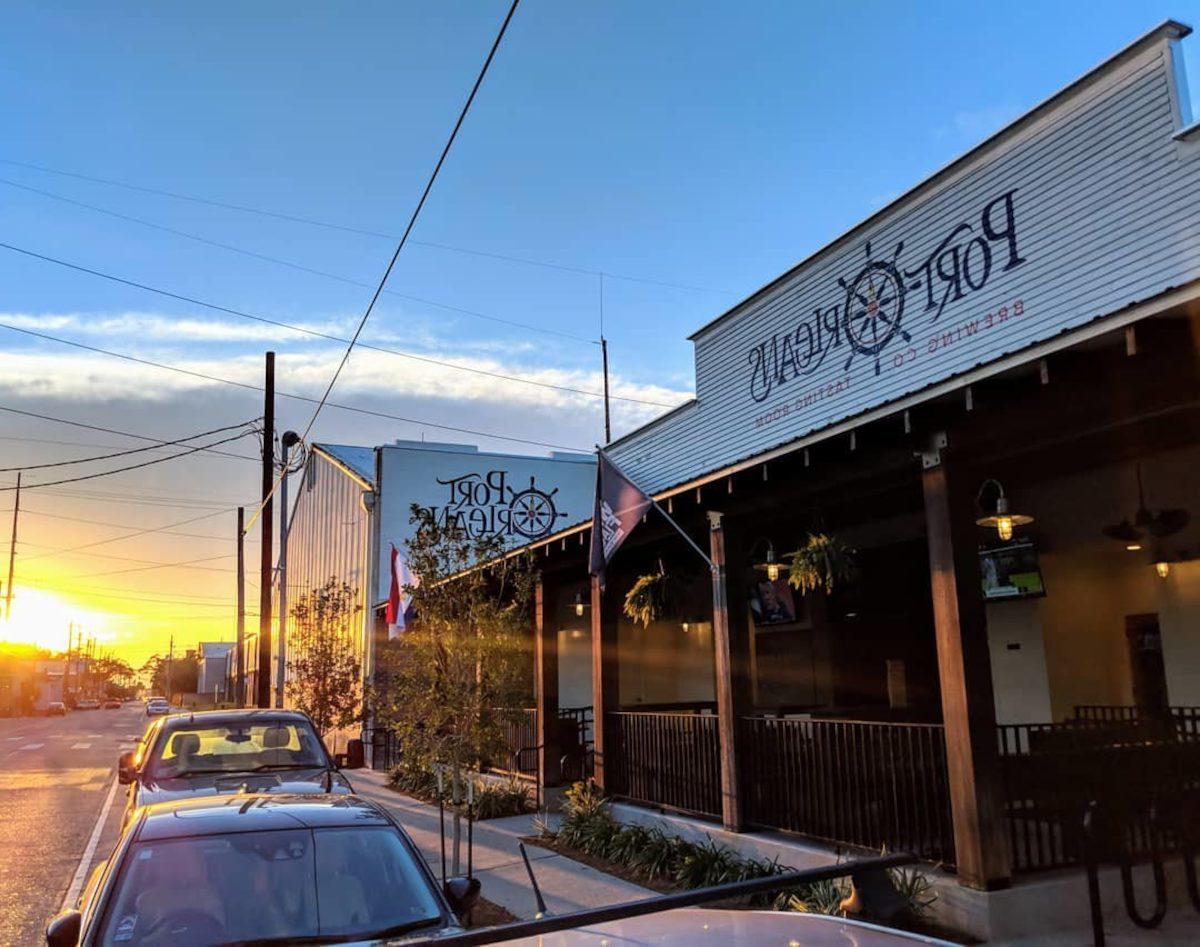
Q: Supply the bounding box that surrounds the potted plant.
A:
[786,532,856,594]
[623,562,678,627]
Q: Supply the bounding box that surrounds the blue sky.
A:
[1,1,1198,654]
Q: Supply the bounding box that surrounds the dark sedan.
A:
[119,709,357,825]
[46,793,479,946]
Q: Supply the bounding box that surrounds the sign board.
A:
[376,442,594,601]
[610,26,1200,495]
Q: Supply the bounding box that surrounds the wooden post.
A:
[921,442,1011,889]
[590,573,620,792]
[534,575,561,788]
[709,511,750,831]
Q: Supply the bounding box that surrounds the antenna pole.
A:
[601,338,611,444]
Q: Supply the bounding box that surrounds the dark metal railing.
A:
[740,716,955,866]
[997,718,1200,873]
[606,710,722,818]
[1073,704,1200,738]
[492,707,539,777]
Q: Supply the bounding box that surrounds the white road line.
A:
[19,742,44,750]
[118,744,136,750]
[61,774,119,913]
[4,736,21,740]
[71,743,92,750]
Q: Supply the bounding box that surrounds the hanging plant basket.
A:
[786,532,857,594]
[623,566,679,628]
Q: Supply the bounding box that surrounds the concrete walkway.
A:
[347,768,655,919]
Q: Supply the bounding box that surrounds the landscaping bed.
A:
[386,760,535,820]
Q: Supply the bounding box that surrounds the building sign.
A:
[424,469,568,540]
[608,29,1200,495]
[747,190,1026,400]
[376,442,594,600]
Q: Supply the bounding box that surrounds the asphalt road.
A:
[0,703,147,947]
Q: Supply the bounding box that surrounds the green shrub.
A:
[674,837,743,888]
[628,827,686,881]
[473,777,533,819]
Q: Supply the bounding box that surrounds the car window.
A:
[147,721,325,778]
[313,827,444,937]
[97,830,318,946]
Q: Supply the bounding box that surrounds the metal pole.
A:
[275,440,291,709]
[165,634,173,704]
[5,471,20,620]
[257,351,275,708]
[600,338,611,444]
[236,506,246,706]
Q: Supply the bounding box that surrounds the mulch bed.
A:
[467,897,519,928]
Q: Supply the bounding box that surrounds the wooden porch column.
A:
[709,511,751,831]
[533,575,561,788]
[590,573,620,792]
[921,441,1012,889]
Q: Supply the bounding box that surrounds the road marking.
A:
[4,736,21,740]
[86,733,103,738]
[61,773,119,912]
[19,742,44,750]
[118,743,136,750]
[71,743,92,750]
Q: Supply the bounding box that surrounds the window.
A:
[147,721,326,778]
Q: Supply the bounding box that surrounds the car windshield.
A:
[97,826,444,946]
[147,721,326,778]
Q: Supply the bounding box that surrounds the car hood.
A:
[139,767,353,804]
[482,909,956,946]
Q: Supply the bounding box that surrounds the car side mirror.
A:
[443,876,481,918]
[46,909,81,947]
[118,750,137,785]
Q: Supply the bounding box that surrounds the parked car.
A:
[76,698,101,710]
[504,908,956,945]
[102,699,122,710]
[46,701,67,717]
[144,697,169,717]
[118,708,358,826]
[45,793,478,946]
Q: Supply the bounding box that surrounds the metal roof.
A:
[313,443,376,488]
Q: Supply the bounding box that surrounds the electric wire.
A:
[0,418,257,471]
[19,506,236,562]
[0,240,673,404]
[0,320,591,453]
[0,157,736,297]
[8,506,257,542]
[0,429,256,492]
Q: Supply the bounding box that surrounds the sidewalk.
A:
[347,768,654,919]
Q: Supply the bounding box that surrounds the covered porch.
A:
[526,304,1200,890]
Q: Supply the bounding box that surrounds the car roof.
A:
[135,793,391,841]
[157,708,314,730]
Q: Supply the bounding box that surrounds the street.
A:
[0,703,145,946]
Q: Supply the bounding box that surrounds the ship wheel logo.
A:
[508,477,564,539]
[838,241,912,375]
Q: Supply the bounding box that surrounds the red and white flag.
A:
[386,543,417,639]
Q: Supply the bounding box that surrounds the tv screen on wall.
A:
[980,540,1046,600]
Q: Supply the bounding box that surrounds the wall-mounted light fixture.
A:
[976,479,1034,541]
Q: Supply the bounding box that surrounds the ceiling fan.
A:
[1102,463,1190,543]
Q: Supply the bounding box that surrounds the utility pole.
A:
[236,506,246,707]
[63,622,73,700]
[275,431,300,709]
[600,338,612,444]
[165,634,174,703]
[5,471,20,621]
[257,351,275,708]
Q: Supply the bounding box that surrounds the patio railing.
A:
[606,710,722,818]
[740,716,955,866]
[997,716,1200,872]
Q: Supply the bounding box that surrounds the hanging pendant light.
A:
[753,540,782,581]
[573,588,589,617]
[976,479,1034,541]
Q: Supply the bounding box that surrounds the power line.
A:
[0,318,589,452]
[0,429,255,492]
[18,539,237,569]
[0,240,674,407]
[7,505,258,542]
[0,180,596,345]
[0,402,259,463]
[19,506,235,562]
[0,418,256,471]
[71,553,236,579]
[0,158,736,297]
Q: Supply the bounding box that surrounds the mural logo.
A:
[426,470,566,541]
[747,188,1026,400]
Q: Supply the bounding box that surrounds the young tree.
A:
[286,578,362,738]
[374,506,535,872]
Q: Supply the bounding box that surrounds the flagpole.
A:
[648,498,715,572]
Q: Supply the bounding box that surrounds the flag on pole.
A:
[589,450,653,589]
[386,544,417,638]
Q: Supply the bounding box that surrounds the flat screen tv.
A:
[980,539,1046,600]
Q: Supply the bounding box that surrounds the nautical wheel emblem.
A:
[508,478,563,539]
[839,241,912,375]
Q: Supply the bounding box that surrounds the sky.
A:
[1,0,1198,664]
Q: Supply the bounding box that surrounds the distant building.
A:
[196,642,235,701]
